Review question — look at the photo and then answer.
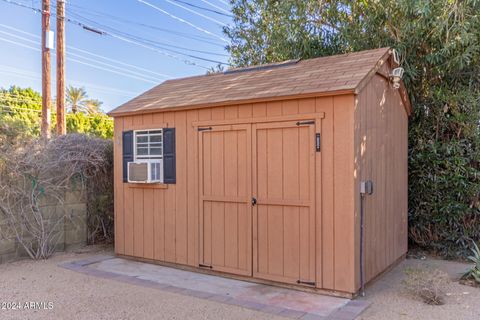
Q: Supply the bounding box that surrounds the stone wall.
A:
[0,190,87,264]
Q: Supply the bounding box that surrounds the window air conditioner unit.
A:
[127,160,163,183]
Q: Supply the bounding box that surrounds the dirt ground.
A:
[359,256,480,320]
[0,245,479,320]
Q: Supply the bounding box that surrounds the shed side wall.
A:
[354,74,408,287]
[114,95,357,293]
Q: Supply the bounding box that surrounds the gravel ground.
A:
[0,245,479,320]
[359,257,480,320]
[0,246,281,320]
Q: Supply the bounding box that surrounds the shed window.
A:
[134,129,163,160]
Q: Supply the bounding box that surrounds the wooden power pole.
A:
[41,0,51,138]
[56,0,66,135]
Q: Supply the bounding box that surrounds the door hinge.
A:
[198,127,212,132]
[316,133,321,152]
[297,280,316,286]
[199,263,213,269]
[296,120,315,126]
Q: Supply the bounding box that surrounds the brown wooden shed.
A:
[108,47,411,297]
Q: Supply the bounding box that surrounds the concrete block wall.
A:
[0,190,87,264]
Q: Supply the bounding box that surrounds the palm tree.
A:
[84,99,103,114]
[66,86,88,114]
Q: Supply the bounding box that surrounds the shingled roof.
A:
[108,47,393,116]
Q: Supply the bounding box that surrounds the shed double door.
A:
[199,120,317,286]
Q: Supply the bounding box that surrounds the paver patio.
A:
[60,255,369,319]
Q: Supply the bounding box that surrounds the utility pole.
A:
[41,0,51,138]
[56,0,66,135]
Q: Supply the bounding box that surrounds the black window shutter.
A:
[163,128,176,184]
[122,130,134,182]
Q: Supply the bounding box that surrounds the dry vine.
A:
[0,133,112,259]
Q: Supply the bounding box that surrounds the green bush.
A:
[0,86,114,139]
[462,242,480,284]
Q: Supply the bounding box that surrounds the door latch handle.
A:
[251,197,257,206]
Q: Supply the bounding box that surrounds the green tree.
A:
[84,99,103,114]
[1,86,113,139]
[226,0,480,257]
[66,112,113,139]
[66,86,88,114]
[0,86,42,136]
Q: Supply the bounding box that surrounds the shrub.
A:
[86,141,114,244]
[462,242,480,285]
[0,133,112,259]
[403,267,450,305]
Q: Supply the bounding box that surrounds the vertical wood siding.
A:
[113,95,371,294]
[355,74,408,287]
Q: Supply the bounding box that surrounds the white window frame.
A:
[133,129,163,161]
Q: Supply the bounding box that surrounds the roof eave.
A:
[107,88,356,118]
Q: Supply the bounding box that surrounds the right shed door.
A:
[252,121,317,286]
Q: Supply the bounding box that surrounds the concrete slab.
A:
[60,255,369,319]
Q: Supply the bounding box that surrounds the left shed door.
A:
[198,124,252,276]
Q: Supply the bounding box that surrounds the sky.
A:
[0,0,232,112]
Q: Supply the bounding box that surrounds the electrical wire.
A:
[171,0,232,17]
[161,0,227,26]
[213,0,230,6]
[137,0,228,43]
[1,0,229,68]
[65,11,228,67]
[0,34,162,83]
[0,29,163,83]
[197,0,233,18]
[0,66,139,97]
[0,23,173,79]
[66,10,228,58]
[63,2,225,46]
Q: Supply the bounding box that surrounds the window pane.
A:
[134,129,163,161]
[137,147,148,155]
[136,136,148,143]
[150,147,162,155]
[150,135,162,143]
[149,142,162,147]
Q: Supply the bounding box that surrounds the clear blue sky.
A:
[0,0,231,112]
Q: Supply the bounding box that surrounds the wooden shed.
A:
[108,47,411,297]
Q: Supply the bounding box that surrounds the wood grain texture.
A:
[111,90,407,295]
[354,74,409,286]
[332,95,356,292]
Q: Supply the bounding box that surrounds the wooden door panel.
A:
[253,121,317,286]
[199,125,252,276]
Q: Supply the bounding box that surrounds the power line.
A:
[198,0,231,15]
[137,0,228,43]
[172,0,232,17]
[214,0,230,6]
[66,10,228,58]
[0,23,173,79]
[0,65,140,96]
[63,2,225,46]
[0,33,162,83]
[0,29,163,82]
[69,46,172,78]
[66,11,229,67]
[161,0,228,26]
[0,65,140,97]
[1,0,229,68]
